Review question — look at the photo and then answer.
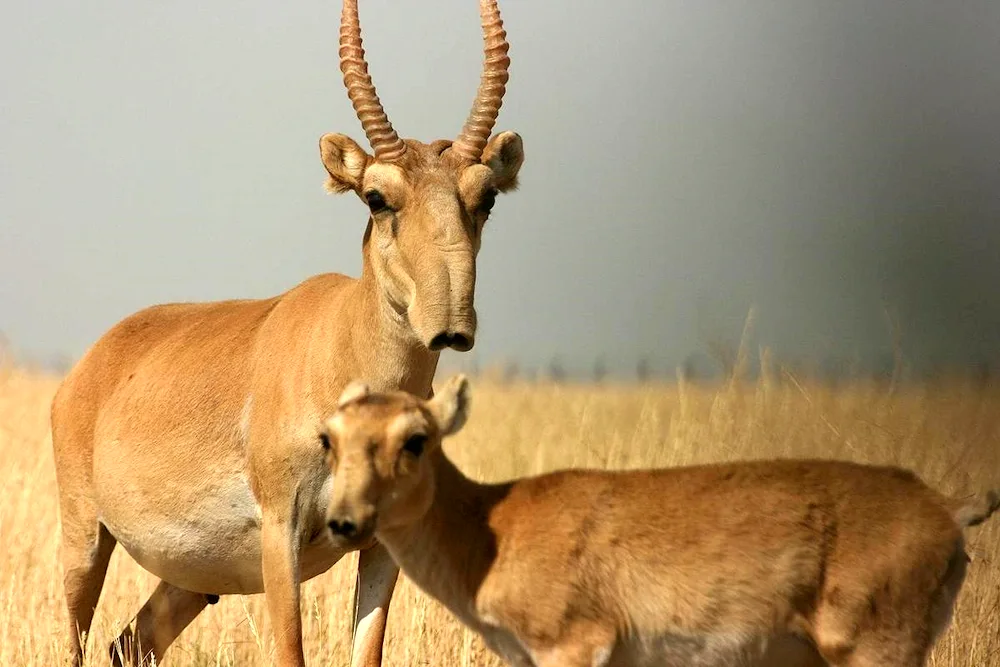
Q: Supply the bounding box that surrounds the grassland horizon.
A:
[1,364,997,666]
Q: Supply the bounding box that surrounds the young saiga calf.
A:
[319,375,999,667]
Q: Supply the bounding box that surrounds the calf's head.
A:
[320,375,470,549]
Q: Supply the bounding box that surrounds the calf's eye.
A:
[403,434,427,457]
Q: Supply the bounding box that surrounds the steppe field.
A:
[1,363,998,666]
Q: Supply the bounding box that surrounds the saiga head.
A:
[320,374,470,548]
[322,0,524,352]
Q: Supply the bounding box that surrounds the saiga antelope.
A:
[321,375,1000,667]
[49,1,524,665]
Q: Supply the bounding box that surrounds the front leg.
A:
[262,513,305,667]
[350,541,400,667]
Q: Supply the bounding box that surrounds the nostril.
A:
[328,519,358,537]
[429,333,451,351]
[450,333,473,351]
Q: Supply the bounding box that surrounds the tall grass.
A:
[1,365,997,665]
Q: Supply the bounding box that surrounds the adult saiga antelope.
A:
[321,375,1000,667]
[49,1,523,665]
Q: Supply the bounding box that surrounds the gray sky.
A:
[3,0,999,377]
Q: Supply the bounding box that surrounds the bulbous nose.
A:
[429,331,475,352]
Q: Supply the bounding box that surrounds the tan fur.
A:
[50,134,524,667]
[321,376,999,667]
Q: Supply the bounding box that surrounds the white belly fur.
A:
[98,471,345,595]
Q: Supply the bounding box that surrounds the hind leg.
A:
[53,389,118,665]
[926,545,969,648]
[817,545,967,667]
[110,581,209,666]
[816,613,934,667]
[824,637,930,667]
[59,516,117,666]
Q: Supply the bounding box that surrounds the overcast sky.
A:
[2,0,999,376]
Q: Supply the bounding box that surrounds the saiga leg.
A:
[262,513,306,667]
[109,580,210,666]
[349,542,400,667]
[53,422,116,666]
[59,520,116,666]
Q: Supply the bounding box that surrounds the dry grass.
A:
[1,364,998,666]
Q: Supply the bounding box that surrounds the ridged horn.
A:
[340,0,407,161]
[451,0,510,163]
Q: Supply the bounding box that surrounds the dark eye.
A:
[319,433,331,451]
[365,190,388,214]
[403,433,427,457]
[478,189,497,215]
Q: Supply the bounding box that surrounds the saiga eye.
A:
[365,190,389,214]
[403,434,427,457]
[478,189,498,215]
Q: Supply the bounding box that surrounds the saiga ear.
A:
[481,131,524,193]
[319,133,371,195]
[428,374,471,436]
[337,380,371,408]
